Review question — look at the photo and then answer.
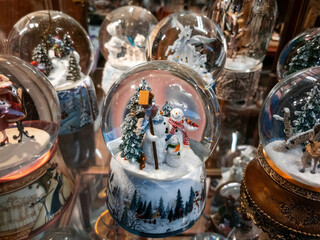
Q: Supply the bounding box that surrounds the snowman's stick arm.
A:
[149,116,159,170]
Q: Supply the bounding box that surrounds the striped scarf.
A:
[169,118,190,145]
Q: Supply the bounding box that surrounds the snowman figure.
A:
[165,134,181,168]
[168,108,198,150]
[142,109,169,165]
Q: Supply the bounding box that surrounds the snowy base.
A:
[265,140,320,188]
[106,157,206,237]
[0,127,50,170]
[102,62,125,94]
[114,147,202,181]
[225,56,260,71]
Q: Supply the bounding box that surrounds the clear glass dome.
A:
[208,0,277,71]
[102,60,220,180]
[0,30,6,54]
[7,10,94,76]
[147,11,226,86]
[277,28,320,80]
[259,66,320,189]
[0,55,60,180]
[99,6,158,71]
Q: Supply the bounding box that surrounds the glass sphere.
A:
[0,55,60,179]
[102,60,220,179]
[0,30,6,54]
[190,233,226,240]
[277,28,320,79]
[7,10,94,76]
[208,0,277,71]
[147,11,226,86]
[259,66,320,189]
[99,6,158,71]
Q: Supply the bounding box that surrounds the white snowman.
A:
[168,108,198,150]
[142,109,169,165]
[165,134,181,168]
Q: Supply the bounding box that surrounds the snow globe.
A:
[147,11,226,87]
[99,6,158,93]
[277,28,320,80]
[102,61,221,237]
[0,55,73,239]
[240,66,320,239]
[7,10,98,170]
[208,0,277,101]
[7,10,98,136]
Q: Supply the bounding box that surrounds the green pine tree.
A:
[66,52,81,82]
[293,86,320,133]
[144,201,153,219]
[187,187,195,213]
[174,189,184,220]
[287,35,320,76]
[32,41,52,76]
[130,190,138,211]
[63,32,74,56]
[162,101,172,117]
[158,196,165,219]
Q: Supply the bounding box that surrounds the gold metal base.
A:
[240,155,320,239]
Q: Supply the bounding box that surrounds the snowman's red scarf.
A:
[169,118,190,145]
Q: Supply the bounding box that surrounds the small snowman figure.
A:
[104,21,127,62]
[142,108,169,165]
[168,108,198,149]
[165,134,181,168]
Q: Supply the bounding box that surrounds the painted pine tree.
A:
[63,32,74,56]
[187,187,196,213]
[162,101,172,117]
[158,196,165,219]
[130,190,138,211]
[174,189,184,220]
[144,201,153,219]
[119,78,152,163]
[66,52,81,82]
[168,209,173,222]
[32,41,53,76]
[293,86,320,133]
[287,35,320,76]
[120,207,129,226]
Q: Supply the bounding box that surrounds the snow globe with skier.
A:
[147,11,226,87]
[99,6,158,93]
[259,66,320,192]
[277,28,320,80]
[102,61,220,237]
[7,10,98,136]
[0,55,74,239]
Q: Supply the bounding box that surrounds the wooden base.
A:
[240,158,320,239]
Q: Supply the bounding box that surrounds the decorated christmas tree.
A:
[66,52,81,82]
[162,101,172,117]
[293,86,320,134]
[32,41,52,76]
[118,78,152,163]
[63,32,74,56]
[287,35,320,76]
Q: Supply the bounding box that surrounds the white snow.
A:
[225,56,259,71]
[265,140,320,188]
[114,147,202,181]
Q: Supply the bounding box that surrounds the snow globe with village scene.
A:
[0,55,74,240]
[147,11,226,88]
[7,10,98,137]
[101,61,221,237]
[99,6,158,93]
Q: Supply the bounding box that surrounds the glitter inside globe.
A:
[147,11,226,86]
[277,28,320,79]
[259,66,320,189]
[0,55,59,179]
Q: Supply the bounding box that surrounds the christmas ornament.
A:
[99,6,158,93]
[147,12,226,87]
[101,61,221,237]
[0,55,74,240]
[277,28,320,80]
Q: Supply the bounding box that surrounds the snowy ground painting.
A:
[106,158,206,237]
[265,140,320,188]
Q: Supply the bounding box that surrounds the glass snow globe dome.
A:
[6,10,94,79]
[99,6,158,71]
[102,60,221,180]
[0,55,60,180]
[208,0,277,71]
[259,66,320,190]
[147,11,226,86]
[277,28,320,80]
